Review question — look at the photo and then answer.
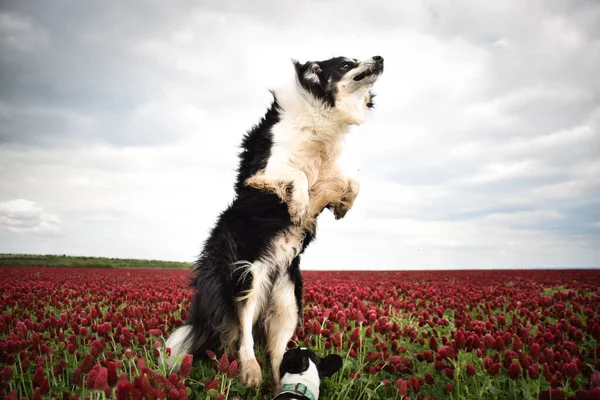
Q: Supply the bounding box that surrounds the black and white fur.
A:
[274,348,343,400]
[165,55,384,389]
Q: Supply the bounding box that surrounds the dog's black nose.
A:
[373,55,384,63]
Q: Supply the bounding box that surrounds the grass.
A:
[0,253,192,269]
[539,285,570,297]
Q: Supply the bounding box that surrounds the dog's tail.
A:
[164,297,237,370]
[164,324,193,369]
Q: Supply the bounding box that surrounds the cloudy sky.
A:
[0,0,598,269]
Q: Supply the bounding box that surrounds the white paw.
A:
[239,358,263,388]
[331,178,360,220]
[346,178,360,200]
[289,188,310,225]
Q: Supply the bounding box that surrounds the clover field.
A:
[1,267,599,400]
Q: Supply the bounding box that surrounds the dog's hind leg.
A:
[237,260,271,388]
[264,230,304,391]
[265,274,299,392]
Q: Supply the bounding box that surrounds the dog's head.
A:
[276,347,343,399]
[293,55,384,125]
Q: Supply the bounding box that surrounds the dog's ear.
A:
[304,62,322,83]
[307,62,321,73]
[280,349,309,377]
[293,60,322,85]
[318,354,343,378]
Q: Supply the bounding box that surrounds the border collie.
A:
[274,348,343,400]
[165,55,384,390]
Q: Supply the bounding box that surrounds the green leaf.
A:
[206,389,219,397]
[233,382,247,396]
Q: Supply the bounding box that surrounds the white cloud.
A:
[302,213,599,270]
[0,12,47,52]
[0,0,598,268]
[0,199,60,235]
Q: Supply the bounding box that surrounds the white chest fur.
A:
[267,85,348,188]
[244,76,368,229]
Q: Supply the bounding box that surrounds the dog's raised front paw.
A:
[332,203,350,220]
[288,186,310,226]
[345,178,360,202]
[289,202,309,226]
[326,178,360,220]
[245,174,267,190]
[239,358,263,388]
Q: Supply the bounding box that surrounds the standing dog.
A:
[165,55,384,390]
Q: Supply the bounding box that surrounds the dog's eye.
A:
[340,63,351,70]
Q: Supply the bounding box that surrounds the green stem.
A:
[337,343,353,386]
[220,374,226,393]
[142,347,150,366]
[47,356,58,389]
[512,379,516,400]
[455,362,460,398]
[356,379,373,400]
[225,380,232,398]
[341,381,356,400]
[335,376,355,400]
[16,353,29,398]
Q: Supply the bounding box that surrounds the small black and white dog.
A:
[166,55,383,389]
[274,348,343,400]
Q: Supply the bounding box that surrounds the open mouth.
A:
[353,64,384,82]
